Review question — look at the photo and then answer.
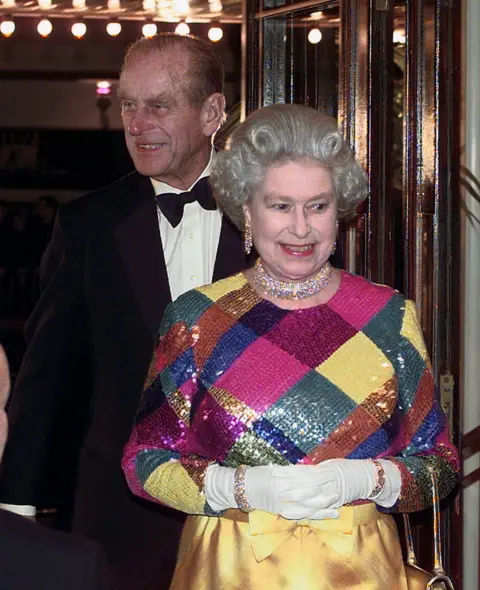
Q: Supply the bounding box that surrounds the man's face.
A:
[119,50,212,189]
[0,346,10,463]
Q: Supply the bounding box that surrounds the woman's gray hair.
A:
[210,103,368,229]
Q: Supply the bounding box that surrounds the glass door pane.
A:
[262,4,339,116]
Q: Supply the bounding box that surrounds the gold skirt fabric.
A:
[170,503,409,589]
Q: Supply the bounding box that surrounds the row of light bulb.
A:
[0,1,224,17]
[0,0,222,10]
[0,18,224,40]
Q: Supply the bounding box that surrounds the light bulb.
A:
[106,21,122,36]
[172,0,189,13]
[72,0,86,8]
[142,0,155,10]
[308,28,322,44]
[96,81,112,96]
[107,0,120,9]
[71,21,86,38]
[0,19,15,37]
[175,21,190,36]
[209,1,222,13]
[37,18,53,37]
[1,0,16,8]
[208,25,223,42]
[37,0,52,8]
[142,22,157,38]
[393,30,406,44]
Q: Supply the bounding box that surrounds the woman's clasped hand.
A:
[205,458,401,521]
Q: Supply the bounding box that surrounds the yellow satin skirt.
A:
[170,503,409,589]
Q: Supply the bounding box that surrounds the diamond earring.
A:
[244,217,253,256]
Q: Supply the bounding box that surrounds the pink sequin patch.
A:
[216,336,310,412]
[328,273,396,330]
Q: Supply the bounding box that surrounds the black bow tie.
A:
[154,176,216,228]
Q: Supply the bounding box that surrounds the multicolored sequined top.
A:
[122,271,459,515]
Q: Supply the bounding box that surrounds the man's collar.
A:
[150,149,214,196]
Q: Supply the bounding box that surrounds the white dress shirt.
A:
[0,151,223,518]
[152,150,223,301]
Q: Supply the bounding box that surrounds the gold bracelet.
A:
[369,459,386,499]
[233,465,253,513]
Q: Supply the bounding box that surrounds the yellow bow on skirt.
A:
[246,506,357,562]
[171,504,409,590]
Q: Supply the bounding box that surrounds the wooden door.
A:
[242,0,462,584]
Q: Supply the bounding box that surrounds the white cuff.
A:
[205,464,236,511]
[374,460,402,508]
[0,503,36,517]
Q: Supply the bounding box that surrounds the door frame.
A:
[241,0,462,583]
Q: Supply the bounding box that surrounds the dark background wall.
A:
[0,19,241,377]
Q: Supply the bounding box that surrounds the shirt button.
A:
[190,274,196,281]
[189,232,194,239]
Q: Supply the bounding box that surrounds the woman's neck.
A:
[244,265,342,310]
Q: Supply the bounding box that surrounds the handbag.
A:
[403,466,455,590]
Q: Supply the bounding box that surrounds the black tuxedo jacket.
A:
[0,509,109,590]
[0,172,248,589]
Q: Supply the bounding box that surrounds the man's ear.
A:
[0,346,10,407]
[202,93,226,137]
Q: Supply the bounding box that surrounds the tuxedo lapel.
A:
[112,173,247,335]
[213,214,247,281]
[113,174,170,338]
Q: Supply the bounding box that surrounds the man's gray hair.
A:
[121,32,224,109]
[210,103,368,229]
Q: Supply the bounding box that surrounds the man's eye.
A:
[311,203,328,212]
[121,101,135,111]
[272,203,289,211]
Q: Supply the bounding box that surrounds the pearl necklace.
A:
[253,259,333,300]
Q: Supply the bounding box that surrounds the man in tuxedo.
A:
[0,345,110,590]
[0,33,248,589]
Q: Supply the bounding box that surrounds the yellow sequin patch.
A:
[316,332,394,404]
[144,461,205,514]
[197,273,248,302]
[400,300,429,362]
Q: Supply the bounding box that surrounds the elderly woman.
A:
[122,104,458,589]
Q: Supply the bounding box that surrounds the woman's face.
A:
[244,160,337,282]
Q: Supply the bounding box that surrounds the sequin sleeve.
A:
[385,299,459,512]
[121,301,216,516]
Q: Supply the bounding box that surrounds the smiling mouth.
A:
[136,143,166,151]
[281,243,316,256]
[282,244,314,250]
[285,244,312,250]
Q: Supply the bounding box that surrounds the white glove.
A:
[205,464,279,513]
[274,459,401,520]
[205,464,339,520]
